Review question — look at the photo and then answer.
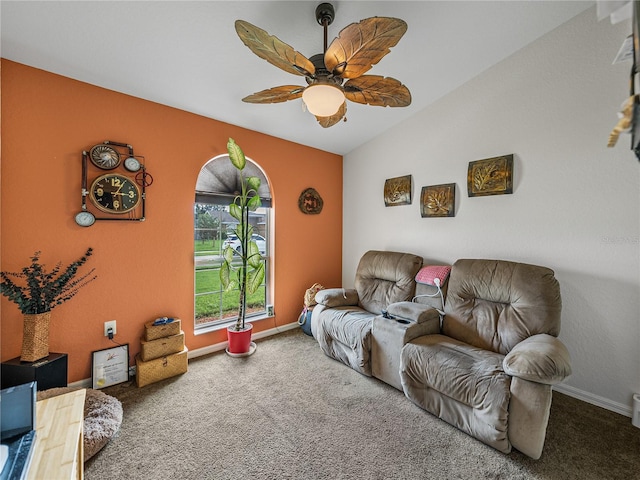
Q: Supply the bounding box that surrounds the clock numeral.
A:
[114,200,121,209]
[96,188,104,197]
[128,191,135,199]
[111,177,122,188]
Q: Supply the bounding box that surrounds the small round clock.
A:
[123,156,141,172]
[89,173,141,214]
[74,211,96,227]
[89,144,121,170]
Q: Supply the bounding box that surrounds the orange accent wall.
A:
[1,60,343,383]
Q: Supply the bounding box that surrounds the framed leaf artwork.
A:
[384,175,412,206]
[421,183,455,218]
[467,154,513,197]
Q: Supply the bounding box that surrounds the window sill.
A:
[194,314,273,336]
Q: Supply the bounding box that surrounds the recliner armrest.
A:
[503,334,572,385]
[387,301,440,324]
[314,288,359,308]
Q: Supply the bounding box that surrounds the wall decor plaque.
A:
[384,174,412,206]
[421,183,455,218]
[298,187,323,214]
[467,154,513,197]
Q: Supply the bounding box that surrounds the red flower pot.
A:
[227,323,253,355]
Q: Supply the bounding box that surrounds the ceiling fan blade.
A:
[242,85,305,104]
[344,76,411,107]
[235,20,315,77]
[325,17,407,79]
[315,102,347,128]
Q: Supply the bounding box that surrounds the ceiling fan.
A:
[235,2,411,128]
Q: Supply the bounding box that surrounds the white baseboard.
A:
[187,321,300,359]
[70,323,633,422]
[554,383,632,418]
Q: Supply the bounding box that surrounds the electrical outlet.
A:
[104,320,117,337]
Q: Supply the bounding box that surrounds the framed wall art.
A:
[467,154,513,197]
[92,344,129,389]
[421,183,455,218]
[384,174,412,206]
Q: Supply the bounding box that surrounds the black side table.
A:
[1,353,68,391]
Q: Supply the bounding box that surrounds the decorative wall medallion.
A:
[384,174,412,206]
[467,154,513,197]
[421,183,455,218]
[298,187,323,214]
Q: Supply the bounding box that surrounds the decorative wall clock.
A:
[89,173,141,214]
[75,140,152,227]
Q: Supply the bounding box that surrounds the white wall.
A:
[343,7,640,415]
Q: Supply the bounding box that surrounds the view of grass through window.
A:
[194,203,267,328]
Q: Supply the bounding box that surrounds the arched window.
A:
[194,154,272,332]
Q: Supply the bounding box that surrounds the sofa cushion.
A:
[402,334,510,408]
[314,306,375,375]
[443,259,562,355]
[354,250,422,314]
[400,334,511,452]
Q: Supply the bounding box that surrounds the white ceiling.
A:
[1,1,593,155]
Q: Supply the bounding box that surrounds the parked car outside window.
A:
[222,234,266,256]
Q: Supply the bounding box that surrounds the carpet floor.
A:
[86,329,640,479]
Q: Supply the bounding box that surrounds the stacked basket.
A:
[136,319,188,387]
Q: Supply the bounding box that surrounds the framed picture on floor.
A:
[92,344,129,389]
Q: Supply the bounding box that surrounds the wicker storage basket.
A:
[144,318,181,341]
[136,347,188,387]
[21,312,51,362]
[139,331,185,362]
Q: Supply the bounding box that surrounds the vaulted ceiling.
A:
[1,1,592,155]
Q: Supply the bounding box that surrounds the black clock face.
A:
[90,174,141,214]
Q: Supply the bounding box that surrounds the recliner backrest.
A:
[443,259,562,354]
[354,250,423,314]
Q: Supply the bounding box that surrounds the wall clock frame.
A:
[75,140,152,227]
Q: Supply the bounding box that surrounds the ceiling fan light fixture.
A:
[302,84,345,117]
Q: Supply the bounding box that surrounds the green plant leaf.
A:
[247,194,261,211]
[222,246,235,264]
[0,248,96,314]
[219,261,231,289]
[229,203,242,222]
[247,241,262,269]
[235,223,245,241]
[227,138,246,171]
[247,176,261,191]
[247,262,265,295]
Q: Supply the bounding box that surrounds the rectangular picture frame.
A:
[467,154,514,197]
[92,344,129,389]
[384,174,412,206]
[421,183,456,218]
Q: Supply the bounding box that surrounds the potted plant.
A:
[1,248,97,361]
[220,138,265,355]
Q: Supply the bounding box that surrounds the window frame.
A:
[193,155,272,333]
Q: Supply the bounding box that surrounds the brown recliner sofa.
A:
[311,254,572,460]
[399,258,572,459]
